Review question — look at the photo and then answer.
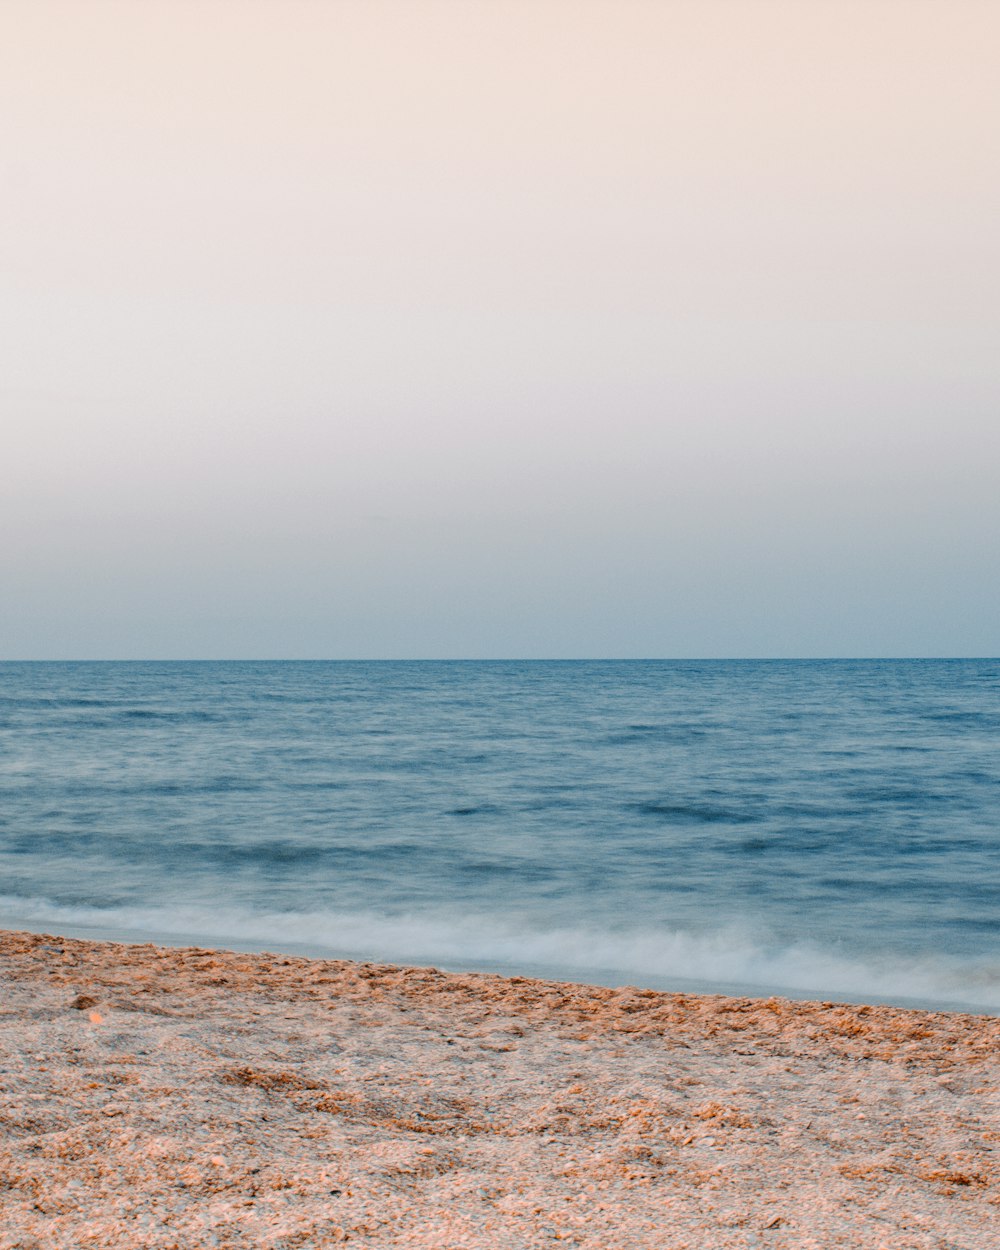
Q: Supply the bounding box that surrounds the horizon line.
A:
[2,656,997,664]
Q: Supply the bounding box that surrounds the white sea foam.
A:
[3,894,998,1013]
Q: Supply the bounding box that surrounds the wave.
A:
[2,894,997,1013]
[631,800,761,825]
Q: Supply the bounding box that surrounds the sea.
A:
[2,660,998,1013]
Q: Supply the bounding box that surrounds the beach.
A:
[0,930,997,1248]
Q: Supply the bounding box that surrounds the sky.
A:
[2,0,998,658]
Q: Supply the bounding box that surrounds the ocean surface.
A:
[2,660,999,1012]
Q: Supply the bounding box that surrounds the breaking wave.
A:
[3,894,998,1014]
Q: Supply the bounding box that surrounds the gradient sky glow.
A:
[3,0,998,657]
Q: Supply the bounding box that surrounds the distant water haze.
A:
[2,1,998,658]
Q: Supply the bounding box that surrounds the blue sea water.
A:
[1,660,999,1012]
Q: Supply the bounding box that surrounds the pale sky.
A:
[2,0,998,658]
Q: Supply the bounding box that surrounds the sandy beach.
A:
[1,929,997,1248]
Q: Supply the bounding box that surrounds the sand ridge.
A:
[1,929,998,1248]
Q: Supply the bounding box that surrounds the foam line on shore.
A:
[3,895,999,1013]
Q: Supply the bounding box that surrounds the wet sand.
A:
[1,929,998,1248]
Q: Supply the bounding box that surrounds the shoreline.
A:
[6,916,995,1018]
[2,928,998,1247]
